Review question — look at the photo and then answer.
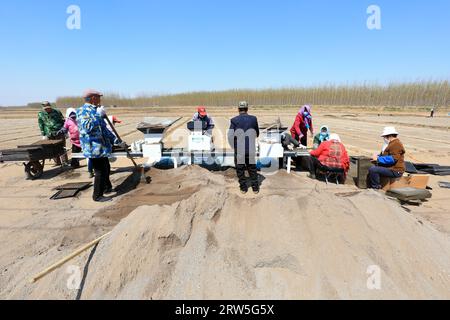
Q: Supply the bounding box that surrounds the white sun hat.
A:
[65,107,76,118]
[381,127,399,137]
[329,133,341,142]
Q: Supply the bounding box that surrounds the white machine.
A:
[72,117,310,174]
[258,126,285,159]
[188,133,214,152]
[187,121,215,152]
[136,118,179,167]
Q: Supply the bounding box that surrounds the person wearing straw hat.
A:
[368,127,406,189]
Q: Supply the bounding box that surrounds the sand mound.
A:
[75,167,450,300]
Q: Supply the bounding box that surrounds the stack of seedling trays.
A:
[50,182,92,200]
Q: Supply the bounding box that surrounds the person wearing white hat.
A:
[307,133,350,182]
[368,127,406,189]
[57,107,81,168]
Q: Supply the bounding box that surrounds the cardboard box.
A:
[382,174,429,191]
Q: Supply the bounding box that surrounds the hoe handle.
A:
[103,114,139,169]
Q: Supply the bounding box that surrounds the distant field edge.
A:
[1,105,449,112]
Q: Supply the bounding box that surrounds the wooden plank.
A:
[30,232,111,283]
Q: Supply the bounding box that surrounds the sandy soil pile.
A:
[1,109,449,300]
[71,167,450,299]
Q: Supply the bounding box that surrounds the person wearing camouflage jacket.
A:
[38,102,68,165]
[38,102,65,138]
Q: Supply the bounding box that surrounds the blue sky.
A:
[0,0,449,105]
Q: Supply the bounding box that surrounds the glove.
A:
[42,136,49,140]
[299,144,307,150]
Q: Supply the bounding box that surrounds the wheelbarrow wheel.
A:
[25,160,45,180]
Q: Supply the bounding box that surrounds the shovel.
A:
[104,114,151,184]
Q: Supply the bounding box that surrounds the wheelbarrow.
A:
[0,140,67,179]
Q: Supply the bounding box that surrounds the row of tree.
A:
[56,81,450,108]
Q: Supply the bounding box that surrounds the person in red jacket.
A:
[307,133,350,182]
[290,105,314,147]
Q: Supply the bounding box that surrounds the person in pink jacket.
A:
[290,105,314,147]
[58,108,81,168]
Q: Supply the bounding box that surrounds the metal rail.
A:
[72,149,311,159]
[71,149,310,173]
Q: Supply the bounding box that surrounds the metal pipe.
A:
[72,150,311,159]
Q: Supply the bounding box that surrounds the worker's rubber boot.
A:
[240,187,248,195]
[104,187,114,195]
[94,196,113,203]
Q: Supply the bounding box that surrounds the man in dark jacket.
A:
[228,101,260,194]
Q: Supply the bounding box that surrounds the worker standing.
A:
[106,116,122,137]
[192,106,215,136]
[96,106,122,136]
[228,101,260,194]
[58,108,81,168]
[77,90,121,202]
[38,101,68,166]
[290,105,314,147]
[368,127,406,189]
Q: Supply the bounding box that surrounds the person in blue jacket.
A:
[77,90,124,202]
